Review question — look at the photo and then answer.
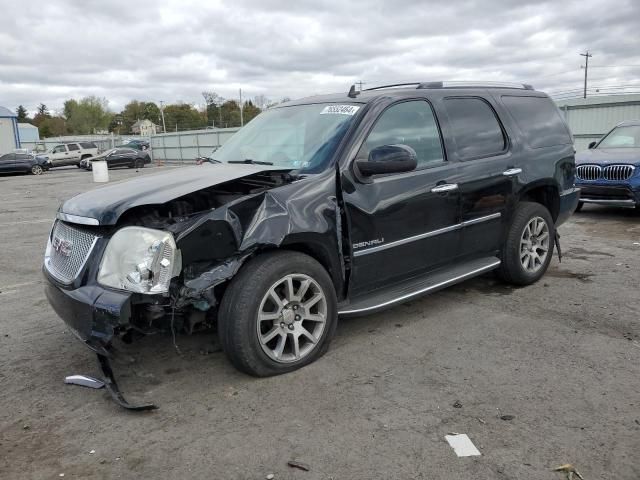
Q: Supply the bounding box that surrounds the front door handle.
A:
[431,183,458,193]
[503,168,522,176]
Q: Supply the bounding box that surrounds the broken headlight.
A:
[98,227,181,294]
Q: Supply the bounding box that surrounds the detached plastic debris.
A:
[97,354,158,411]
[65,375,105,389]
[287,460,310,472]
[445,433,481,457]
[553,463,584,480]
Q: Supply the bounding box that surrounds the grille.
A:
[47,221,98,283]
[603,165,635,181]
[576,164,601,180]
[577,164,635,181]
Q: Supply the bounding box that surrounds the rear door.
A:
[66,143,81,163]
[343,98,462,296]
[439,95,517,259]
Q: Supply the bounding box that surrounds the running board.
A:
[338,257,501,316]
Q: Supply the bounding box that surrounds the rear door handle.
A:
[503,168,522,176]
[431,183,458,193]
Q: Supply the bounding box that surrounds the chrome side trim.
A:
[461,212,502,227]
[338,259,501,314]
[353,212,501,257]
[56,212,100,226]
[580,198,636,207]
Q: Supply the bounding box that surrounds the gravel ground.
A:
[1,165,639,480]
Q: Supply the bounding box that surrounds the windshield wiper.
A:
[228,159,274,165]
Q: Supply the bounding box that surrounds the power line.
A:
[587,64,640,69]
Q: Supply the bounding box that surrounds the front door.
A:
[50,145,69,166]
[343,99,461,296]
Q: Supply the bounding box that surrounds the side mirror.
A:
[356,144,418,176]
[588,141,597,149]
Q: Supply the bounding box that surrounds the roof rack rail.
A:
[365,81,534,91]
[364,82,423,91]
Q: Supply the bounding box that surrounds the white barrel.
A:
[92,161,109,183]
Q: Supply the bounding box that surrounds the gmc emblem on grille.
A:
[52,236,73,257]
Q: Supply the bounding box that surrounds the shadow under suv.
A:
[43,81,579,407]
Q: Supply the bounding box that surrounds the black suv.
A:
[44,82,579,390]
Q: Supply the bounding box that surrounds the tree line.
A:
[15,92,289,138]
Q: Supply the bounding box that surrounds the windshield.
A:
[212,103,361,173]
[597,125,640,148]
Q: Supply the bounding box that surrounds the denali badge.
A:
[352,238,384,249]
[52,236,73,257]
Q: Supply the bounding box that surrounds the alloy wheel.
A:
[519,216,550,273]
[256,273,327,363]
[32,165,43,175]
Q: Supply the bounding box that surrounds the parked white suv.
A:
[44,142,99,168]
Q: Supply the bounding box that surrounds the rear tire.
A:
[497,201,555,286]
[218,251,338,377]
[134,159,144,169]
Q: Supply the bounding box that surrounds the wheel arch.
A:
[277,234,345,300]
[518,181,560,222]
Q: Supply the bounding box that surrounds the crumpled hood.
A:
[60,164,285,225]
[576,148,640,166]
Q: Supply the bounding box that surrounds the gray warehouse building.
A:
[555,94,640,151]
[0,106,20,154]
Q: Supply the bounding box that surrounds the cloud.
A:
[1,0,639,114]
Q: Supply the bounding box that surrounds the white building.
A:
[555,94,640,151]
[0,106,19,154]
[131,119,157,136]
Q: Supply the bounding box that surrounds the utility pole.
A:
[580,51,592,99]
[356,80,366,91]
[159,100,167,133]
[239,88,244,127]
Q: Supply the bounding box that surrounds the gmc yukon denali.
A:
[44,82,579,408]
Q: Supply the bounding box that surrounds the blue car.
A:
[575,120,640,211]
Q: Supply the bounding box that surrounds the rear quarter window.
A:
[80,142,97,149]
[501,95,572,148]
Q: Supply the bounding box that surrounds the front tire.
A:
[498,201,555,286]
[218,251,338,377]
[31,165,43,175]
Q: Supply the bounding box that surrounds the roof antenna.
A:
[348,84,359,98]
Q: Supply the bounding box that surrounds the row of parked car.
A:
[0,139,151,175]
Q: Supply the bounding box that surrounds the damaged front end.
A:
[44,165,343,357]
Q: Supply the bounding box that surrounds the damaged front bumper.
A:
[44,267,133,356]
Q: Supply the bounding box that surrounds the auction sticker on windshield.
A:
[320,105,360,115]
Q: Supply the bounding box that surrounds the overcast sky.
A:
[2,0,639,115]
